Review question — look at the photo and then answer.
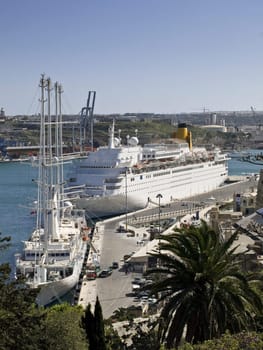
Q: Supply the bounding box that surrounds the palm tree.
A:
[144,221,263,349]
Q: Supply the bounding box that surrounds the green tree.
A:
[0,231,11,252]
[145,221,263,348]
[179,331,263,350]
[0,234,44,349]
[41,303,88,350]
[82,298,107,350]
[94,296,106,350]
[0,233,89,349]
[129,318,160,350]
[82,303,95,349]
[104,323,123,350]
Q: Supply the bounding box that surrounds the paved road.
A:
[96,220,145,319]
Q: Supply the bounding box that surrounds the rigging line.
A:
[61,91,74,115]
[26,83,41,116]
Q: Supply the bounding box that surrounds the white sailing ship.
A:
[67,121,229,218]
[15,75,89,306]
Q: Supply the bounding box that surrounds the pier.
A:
[77,175,258,315]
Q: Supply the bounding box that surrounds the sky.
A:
[1,0,263,116]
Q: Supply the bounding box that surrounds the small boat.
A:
[228,150,249,159]
[241,152,263,165]
[15,75,89,306]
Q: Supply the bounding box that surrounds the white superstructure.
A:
[67,121,228,218]
[15,76,89,306]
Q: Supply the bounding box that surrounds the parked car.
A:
[112,261,119,269]
[132,284,141,293]
[127,232,135,237]
[98,268,112,278]
[86,270,97,280]
[148,297,158,305]
[132,277,146,286]
[117,225,126,233]
[123,254,132,262]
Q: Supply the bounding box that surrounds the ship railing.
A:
[131,156,215,175]
[64,184,86,191]
[63,185,86,199]
[104,177,123,183]
[61,152,89,161]
[84,185,104,190]
[127,206,204,225]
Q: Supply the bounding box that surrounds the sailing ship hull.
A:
[36,242,87,306]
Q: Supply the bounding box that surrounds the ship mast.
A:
[38,75,62,246]
[36,75,46,233]
[108,119,115,149]
[54,81,64,215]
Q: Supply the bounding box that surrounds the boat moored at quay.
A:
[15,76,89,306]
[67,121,229,218]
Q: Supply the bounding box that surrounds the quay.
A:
[1,145,88,161]
[77,175,259,317]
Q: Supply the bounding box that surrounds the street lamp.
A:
[156,193,163,233]
[156,193,163,258]
[125,167,128,232]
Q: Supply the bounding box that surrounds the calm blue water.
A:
[0,162,37,269]
[0,155,262,269]
[228,156,263,176]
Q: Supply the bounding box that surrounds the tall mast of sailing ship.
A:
[37,75,64,250]
[54,81,64,215]
[45,76,55,243]
[36,75,45,234]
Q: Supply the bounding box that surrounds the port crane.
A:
[250,106,262,131]
[80,91,96,152]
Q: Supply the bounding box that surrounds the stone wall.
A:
[256,169,263,209]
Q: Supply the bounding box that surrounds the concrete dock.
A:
[78,219,145,316]
[77,176,259,317]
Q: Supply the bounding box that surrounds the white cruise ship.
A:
[67,121,228,218]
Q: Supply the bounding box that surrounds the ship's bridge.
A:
[84,145,142,168]
[142,142,189,161]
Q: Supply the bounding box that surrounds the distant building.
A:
[209,206,258,271]
[209,207,242,237]
[256,169,263,209]
[0,108,6,123]
[220,119,225,126]
[200,125,227,132]
[227,126,236,133]
[233,190,257,216]
[211,113,217,125]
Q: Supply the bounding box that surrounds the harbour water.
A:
[0,156,262,269]
[228,155,263,176]
[0,162,37,270]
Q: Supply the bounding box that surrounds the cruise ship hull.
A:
[76,161,228,218]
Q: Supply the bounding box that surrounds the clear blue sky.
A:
[1,0,263,115]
